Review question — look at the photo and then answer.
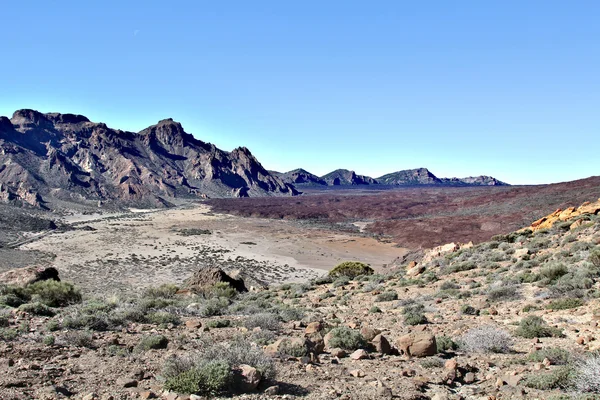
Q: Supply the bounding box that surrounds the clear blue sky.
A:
[1,1,598,184]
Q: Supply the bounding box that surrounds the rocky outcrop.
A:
[0,110,298,208]
[378,168,442,185]
[321,169,378,186]
[275,168,326,186]
[0,266,60,287]
[183,266,247,293]
[396,333,437,358]
[524,198,600,232]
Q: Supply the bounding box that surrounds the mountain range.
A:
[0,110,297,208]
[272,167,507,187]
[0,109,507,209]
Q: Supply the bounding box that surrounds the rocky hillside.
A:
[0,110,297,209]
[321,169,379,186]
[277,167,507,188]
[2,200,600,399]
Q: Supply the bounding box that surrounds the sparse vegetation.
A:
[515,315,563,338]
[326,327,366,350]
[328,261,374,279]
[459,326,513,353]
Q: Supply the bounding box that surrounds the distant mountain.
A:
[377,168,442,185]
[320,169,379,186]
[0,109,297,208]
[274,168,327,186]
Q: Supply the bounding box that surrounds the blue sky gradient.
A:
[1,1,598,184]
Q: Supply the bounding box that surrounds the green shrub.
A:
[0,293,27,307]
[148,312,181,326]
[143,284,179,299]
[243,313,280,331]
[546,298,584,310]
[436,336,458,353]
[461,304,479,315]
[27,280,82,307]
[136,334,169,352]
[539,264,569,284]
[403,303,427,325]
[45,320,60,332]
[43,335,55,346]
[0,328,18,341]
[421,357,444,369]
[62,330,94,348]
[18,302,55,316]
[164,361,232,395]
[515,315,563,338]
[527,347,570,365]
[0,312,9,327]
[201,297,230,317]
[326,327,366,350]
[375,291,398,302]
[487,285,519,302]
[589,248,600,268]
[206,319,231,329]
[328,261,374,279]
[332,276,350,288]
[369,306,382,313]
[523,366,574,390]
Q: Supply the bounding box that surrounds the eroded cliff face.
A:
[0,110,297,208]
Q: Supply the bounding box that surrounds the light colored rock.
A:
[305,321,323,335]
[349,369,365,377]
[372,334,391,355]
[396,333,437,358]
[350,349,370,360]
[235,364,261,392]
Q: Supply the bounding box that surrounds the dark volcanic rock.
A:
[278,168,327,186]
[321,169,378,185]
[184,266,248,293]
[377,168,442,185]
[0,110,298,208]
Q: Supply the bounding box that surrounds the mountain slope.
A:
[0,110,297,208]
[276,168,327,186]
[377,167,442,185]
[320,169,379,185]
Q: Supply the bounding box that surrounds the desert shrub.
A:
[326,327,366,350]
[206,319,231,329]
[313,276,333,285]
[249,330,276,346]
[136,334,169,352]
[590,248,600,268]
[328,261,374,279]
[527,347,571,365]
[0,293,27,307]
[547,298,584,310]
[45,319,60,331]
[148,311,181,326]
[18,302,55,316]
[0,328,18,341]
[403,303,428,325]
[369,306,382,313]
[375,291,398,302]
[243,313,280,331]
[62,330,94,348]
[43,335,55,346]
[0,311,9,327]
[164,360,232,395]
[440,281,460,291]
[143,284,179,299]
[203,283,237,299]
[319,291,334,300]
[332,276,350,288]
[63,310,111,331]
[523,366,574,390]
[487,284,520,302]
[516,315,563,338]
[459,326,513,353]
[201,297,230,317]
[421,357,445,369]
[539,263,569,285]
[573,353,600,393]
[27,280,81,307]
[436,336,458,353]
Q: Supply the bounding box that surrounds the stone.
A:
[0,266,60,287]
[306,331,325,354]
[350,349,370,360]
[184,266,247,293]
[350,369,365,377]
[396,333,437,358]
[329,348,347,358]
[372,334,392,355]
[138,392,157,399]
[264,385,279,395]
[463,372,476,384]
[444,359,457,370]
[234,364,261,392]
[360,327,381,342]
[185,319,202,330]
[406,263,425,277]
[305,321,323,335]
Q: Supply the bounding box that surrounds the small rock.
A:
[235,364,261,392]
[116,377,138,388]
[264,385,279,395]
[372,334,391,355]
[329,348,347,358]
[82,394,96,400]
[360,327,381,342]
[350,369,365,377]
[463,372,476,384]
[185,319,202,330]
[444,359,457,370]
[350,349,370,360]
[305,321,323,334]
[138,392,157,399]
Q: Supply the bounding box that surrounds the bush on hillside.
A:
[328,262,374,279]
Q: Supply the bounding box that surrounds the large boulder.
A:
[0,266,60,287]
[183,266,247,293]
[233,364,261,393]
[396,333,437,358]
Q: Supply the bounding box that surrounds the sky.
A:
[1,1,599,185]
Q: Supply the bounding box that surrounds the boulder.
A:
[360,327,381,342]
[396,333,437,358]
[183,266,247,293]
[0,266,60,287]
[372,334,392,355]
[233,364,261,392]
